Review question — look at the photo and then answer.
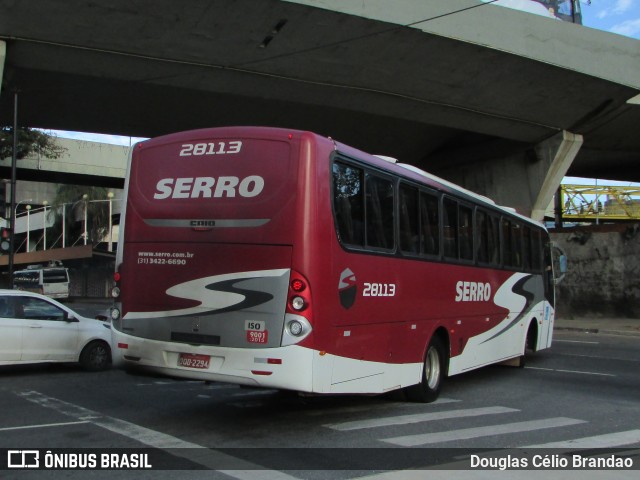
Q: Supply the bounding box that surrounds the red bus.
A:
[110,126,555,402]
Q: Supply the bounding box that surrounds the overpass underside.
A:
[1,0,639,219]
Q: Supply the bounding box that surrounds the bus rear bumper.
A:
[113,332,315,391]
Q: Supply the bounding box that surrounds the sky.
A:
[582,0,640,38]
[47,0,640,185]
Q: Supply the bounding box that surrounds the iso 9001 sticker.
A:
[245,320,268,344]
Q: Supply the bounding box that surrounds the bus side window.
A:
[365,174,394,250]
[522,227,532,271]
[531,230,542,272]
[502,218,513,267]
[511,222,523,269]
[420,191,440,256]
[332,162,364,247]
[443,197,458,259]
[399,185,419,254]
[459,204,473,261]
[477,210,500,267]
[476,210,488,263]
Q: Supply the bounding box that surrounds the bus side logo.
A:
[339,268,357,309]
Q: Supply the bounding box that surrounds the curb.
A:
[555,326,640,337]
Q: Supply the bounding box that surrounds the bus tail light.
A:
[282,314,312,346]
[287,271,312,316]
[288,320,304,336]
[283,270,313,346]
[111,270,121,299]
[291,296,306,311]
[110,267,122,322]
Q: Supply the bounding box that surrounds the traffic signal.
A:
[0,227,11,253]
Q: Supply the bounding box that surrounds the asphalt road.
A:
[1,327,639,479]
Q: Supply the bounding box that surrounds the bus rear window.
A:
[126,135,296,245]
[43,269,69,283]
[13,271,39,287]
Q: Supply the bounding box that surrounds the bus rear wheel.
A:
[405,336,445,403]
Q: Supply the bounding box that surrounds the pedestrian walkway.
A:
[555,316,640,336]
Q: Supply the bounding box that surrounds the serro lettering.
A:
[154,176,265,199]
[455,281,491,302]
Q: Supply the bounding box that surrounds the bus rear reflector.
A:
[290,279,305,292]
[251,370,273,376]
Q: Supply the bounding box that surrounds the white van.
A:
[13,263,70,299]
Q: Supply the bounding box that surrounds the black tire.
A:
[517,322,538,369]
[80,341,112,371]
[404,336,446,403]
[525,322,537,354]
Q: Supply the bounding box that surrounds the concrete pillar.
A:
[431,130,582,221]
[530,131,583,222]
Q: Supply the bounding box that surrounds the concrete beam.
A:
[0,244,95,267]
[0,137,130,180]
[530,131,583,222]
[426,130,581,220]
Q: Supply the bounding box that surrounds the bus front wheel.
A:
[405,336,445,403]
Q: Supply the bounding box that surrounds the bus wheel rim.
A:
[426,346,440,389]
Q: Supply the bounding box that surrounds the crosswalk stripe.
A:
[18,391,302,480]
[324,406,518,431]
[304,397,460,417]
[523,429,640,448]
[382,417,586,446]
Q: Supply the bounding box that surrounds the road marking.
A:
[382,417,586,446]
[18,391,301,480]
[554,339,599,344]
[526,366,616,377]
[230,401,266,408]
[0,420,90,432]
[524,429,640,448]
[231,389,278,397]
[304,397,461,417]
[204,383,240,390]
[554,352,639,362]
[324,406,518,431]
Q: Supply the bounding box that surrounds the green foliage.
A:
[0,127,67,160]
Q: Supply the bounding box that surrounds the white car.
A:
[0,289,112,371]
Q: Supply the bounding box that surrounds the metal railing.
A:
[560,185,640,222]
[9,195,120,253]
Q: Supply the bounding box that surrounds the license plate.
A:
[177,353,210,369]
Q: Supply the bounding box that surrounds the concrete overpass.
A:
[1,0,639,219]
[0,137,129,189]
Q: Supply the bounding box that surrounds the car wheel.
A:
[80,341,112,371]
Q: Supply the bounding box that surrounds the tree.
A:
[0,127,67,160]
[48,185,111,247]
